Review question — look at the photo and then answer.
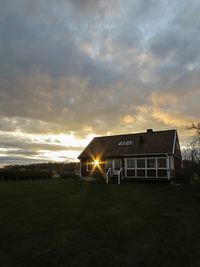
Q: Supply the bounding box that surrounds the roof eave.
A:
[78,152,172,159]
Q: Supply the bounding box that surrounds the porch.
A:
[104,155,175,184]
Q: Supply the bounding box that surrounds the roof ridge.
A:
[93,129,176,139]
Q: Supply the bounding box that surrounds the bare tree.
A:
[187,123,200,178]
[188,122,200,135]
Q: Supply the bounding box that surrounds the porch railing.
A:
[106,167,123,185]
[118,168,123,185]
[106,168,112,184]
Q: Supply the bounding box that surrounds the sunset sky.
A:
[0,0,199,166]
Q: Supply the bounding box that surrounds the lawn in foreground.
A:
[0,180,200,267]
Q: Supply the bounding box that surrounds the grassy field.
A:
[0,180,200,267]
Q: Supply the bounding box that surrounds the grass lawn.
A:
[0,180,200,267]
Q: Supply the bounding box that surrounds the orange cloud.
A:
[152,108,191,127]
[123,115,135,124]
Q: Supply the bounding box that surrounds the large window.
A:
[157,158,167,168]
[146,158,156,177]
[137,170,145,177]
[147,169,156,177]
[127,158,135,168]
[125,156,169,178]
[136,159,146,178]
[127,169,135,177]
[147,158,156,168]
[156,158,168,178]
[126,158,135,177]
[136,159,145,168]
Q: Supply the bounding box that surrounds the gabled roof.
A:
[78,129,177,159]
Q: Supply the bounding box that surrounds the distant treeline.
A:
[0,162,80,181]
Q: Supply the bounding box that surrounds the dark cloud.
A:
[69,0,104,14]
[0,69,146,136]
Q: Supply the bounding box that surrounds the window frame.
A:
[86,159,94,172]
[125,158,136,178]
[126,158,136,169]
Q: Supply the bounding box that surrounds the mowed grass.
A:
[0,180,200,267]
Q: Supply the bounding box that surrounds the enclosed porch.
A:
[104,155,175,184]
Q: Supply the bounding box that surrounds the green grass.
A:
[0,180,200,267]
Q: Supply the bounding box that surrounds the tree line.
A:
[182,122,200,182]
[0,162,80,181]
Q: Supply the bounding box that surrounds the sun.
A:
[94,159,99,166]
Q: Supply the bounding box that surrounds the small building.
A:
[78,129,182,183]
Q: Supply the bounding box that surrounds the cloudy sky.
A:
[0,0,199,166]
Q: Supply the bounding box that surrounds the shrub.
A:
[175,163,195,184]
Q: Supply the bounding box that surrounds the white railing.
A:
[106,168,112,184]
[118,168,123,185]
[106,167,123,184]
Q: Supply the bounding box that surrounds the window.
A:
[147,169,156,177]
[118,141,126,146]
[118,140,134,146]
[137,159,145,168]
[147,158,156,168]
[127,158,135,168]
[137,169,145,177]
[126,158,135,177]
[125,140,134,146]
[124,156,169,179]
[157,158,167,168]
[86,160,93,171]
[127,169,135,177]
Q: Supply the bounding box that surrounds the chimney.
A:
[147,129,153,133]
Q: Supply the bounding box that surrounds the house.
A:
[78,129,182,183]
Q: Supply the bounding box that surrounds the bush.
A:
[0,170,52,181]
[175,163,195,184]
[60,172,77,179]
